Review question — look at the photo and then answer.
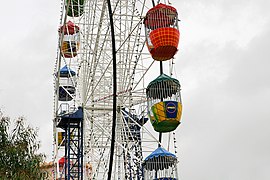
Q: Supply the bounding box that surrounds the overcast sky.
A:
[0,0,269,179]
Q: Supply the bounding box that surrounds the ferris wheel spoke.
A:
[84,111,127,150]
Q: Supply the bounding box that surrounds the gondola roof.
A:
[59,65,76,77]
[144,3,177,29]
[147,74,179,89]
[146,74,180,99]
[145,147,176,161]
[58,20,80,35]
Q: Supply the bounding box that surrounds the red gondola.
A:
[59,21,80,58]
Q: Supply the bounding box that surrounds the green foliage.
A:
[0,111,45,180]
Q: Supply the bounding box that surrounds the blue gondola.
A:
[143,147,178,179]
[58,65,76,101]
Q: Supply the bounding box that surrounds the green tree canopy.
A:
[0,111,45,179]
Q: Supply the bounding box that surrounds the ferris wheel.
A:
[53,0,183,179]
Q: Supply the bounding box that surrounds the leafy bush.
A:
[0,111,45,179]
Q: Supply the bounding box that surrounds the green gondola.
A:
[146,74,182,132]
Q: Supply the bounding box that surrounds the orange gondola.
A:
[144,4,180,61]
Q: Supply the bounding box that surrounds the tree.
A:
[0,111,45,179]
